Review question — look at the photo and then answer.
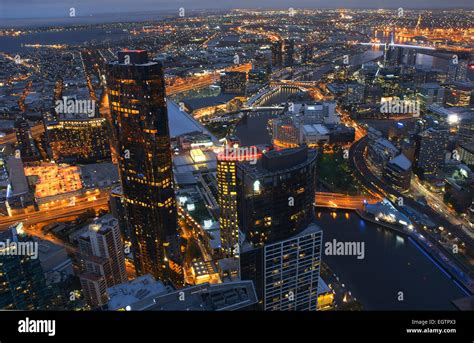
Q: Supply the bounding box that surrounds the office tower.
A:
[237,147,322,311]
[417,83,445,113]
[220,71,247,95]
[44,115,111,164]
[284,39,295,67]
[237,147,317,245]
[383,154,412,192]
[78,215,127,308]
[447,59,468,83]
[384,46,402,67]
[106,50,182,285]
[271,41,283,67]
[14,115,37,161]
[241,224,322,311]
[0,224,52,310]
[301,45,313,64]
[415,127,449,177]
[217,156,239,259]
[217,146,261,258]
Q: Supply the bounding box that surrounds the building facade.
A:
[106,50,182,285]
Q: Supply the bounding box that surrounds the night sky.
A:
[0,0,473,19]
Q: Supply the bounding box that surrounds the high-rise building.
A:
[383,153,412,192]
[14,115,37,161]
[44,114,111,164]
[300,45,313,64]
[241,223,322,311]
[417,83,445,113]
[217,145,262,259]
[78,215,127,308]
[236,147,323,311]
[237,147,317,245]
[284,39,295,67]
[271,41,283,67]
[384,46,402,67]
[106,50,182,285]
[0,224,52,310]
[415,127,449,177]
[220,71,247,95]
[447,59,468,83]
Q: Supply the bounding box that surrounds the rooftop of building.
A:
[237,146,317,181]
[183,93,237,112]
[388,153,412,171]
[81,214,118,237]
[145,280,258,311]
[107,274,169,311]
[80,163,119,188]
[303,124,330,135]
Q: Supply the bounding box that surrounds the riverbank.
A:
[356,209,473,296]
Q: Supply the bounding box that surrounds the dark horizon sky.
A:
[0,0,473,19]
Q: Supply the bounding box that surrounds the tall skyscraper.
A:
[271,41,283,67]
[106,50,182,285]
[237,147,323,310]
[14,115,37,161]
[237,147,317,245]
[78,215,127,308]
[284,39,295,67]
[0,224,52,310]
[217,146,261,259]
[415,127,449,177]
[447,59,468,83]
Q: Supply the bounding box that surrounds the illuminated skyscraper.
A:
[106,50,182,285]
[217,146,261,259]
[237,147,322,310]
[237,147,317,246]
[415,127,449,178]
[217,157,239,259]
[271,41,283,67]
[284,39,295,67]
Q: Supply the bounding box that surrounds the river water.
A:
[316,209,466,310]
